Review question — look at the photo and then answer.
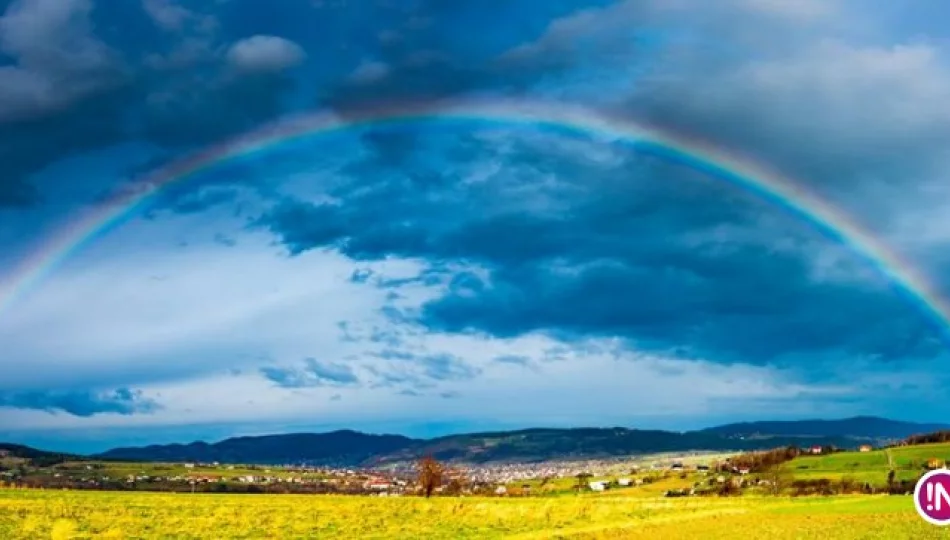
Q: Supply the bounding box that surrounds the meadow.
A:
[4,444,950,538]
[1,488,946,539]
[779,442,950,484]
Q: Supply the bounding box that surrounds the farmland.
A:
[779,442,950,484]
[2,442,949,537]
[0,488,944,539]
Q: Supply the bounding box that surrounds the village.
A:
[2,448,761,496]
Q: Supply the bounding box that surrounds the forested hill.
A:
[87,417,947,466]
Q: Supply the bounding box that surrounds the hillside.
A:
[11,416,932,466]
[366,428,873,465]
[778,441,950,485]
[0,443,76,467]
[88,421,929,466]
[699,416,947,442]
[98,430,418,465]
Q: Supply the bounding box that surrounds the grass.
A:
[779,442,950,484]
[0,488,944,539]
[4,445,949,538]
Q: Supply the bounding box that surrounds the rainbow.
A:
[1,99,948,340]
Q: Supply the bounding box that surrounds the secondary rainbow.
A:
[2,99,948,341]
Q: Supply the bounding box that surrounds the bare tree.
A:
[418,456,444,498]
[763,466,792,496]
[575,472,592,493]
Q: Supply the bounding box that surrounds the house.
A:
[494,486,507,495]
[738,468,750,475]
[589,481,607,492]
[670,462,684,471]
[0,450,11,458]
[696,465,709,471]
[809,446,823,455]
[617,478,632,487]
[927,458,944,470]
[859,445,872,453]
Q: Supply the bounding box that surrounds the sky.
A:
[1,0,950,454]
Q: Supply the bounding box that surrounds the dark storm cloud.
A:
[255,122,945,365]
[0,387,161,417]
[0,0,305,212]
[3,0,950,385]
[315,0,616,116]
[0,0,606,213]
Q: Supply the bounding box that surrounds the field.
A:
[779,442,950,484]
[4,444,950,538]
[1,488,946,539]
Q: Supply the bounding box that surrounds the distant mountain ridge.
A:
[699,416,949,439]
[86,416,949,466]
[98,430,416,465]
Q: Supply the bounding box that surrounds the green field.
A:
[779,443,950,484]
[4,444,950,537]
[1,488,947,539]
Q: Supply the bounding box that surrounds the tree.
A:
[763,466,792,496]
[575,472,592,493]
[887,469,895,488]
[418,456,443,498]
[444,478,463,496]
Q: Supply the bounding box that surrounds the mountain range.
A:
[83,416,947,466]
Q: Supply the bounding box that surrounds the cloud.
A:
[505,0,950,232]
[251,124,943,365]
[260,358,360,388]
[0,0,125,123]
[226,35,307,73]
[3,0,950,446]
[494,355,532,367]
[142,0,193,32]
[348,59,390,84]
[0,0,305,212]
[0,387,161,417]
[417,353,481,381]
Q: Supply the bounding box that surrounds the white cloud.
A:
[142,0,191,31]
[0,197,868,432]
[226,35,307,73]
[0,340,861,431]
[347,59,390,84]
[507,0,950,257]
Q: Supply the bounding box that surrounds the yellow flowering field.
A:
[1,489,946,539]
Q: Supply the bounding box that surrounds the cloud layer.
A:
[1,0,949,451]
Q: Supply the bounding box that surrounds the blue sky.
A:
[2,0,950,454]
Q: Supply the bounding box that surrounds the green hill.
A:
[780,442,950,484]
